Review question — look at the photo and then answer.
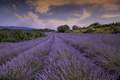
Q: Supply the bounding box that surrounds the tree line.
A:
[57,22,120,33]
[0,29,45,42]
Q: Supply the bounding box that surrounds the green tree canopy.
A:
[57,25,70,32]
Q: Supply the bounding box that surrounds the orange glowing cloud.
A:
[26,0,119,13]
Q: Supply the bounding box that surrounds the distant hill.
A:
[85,22,120,33]
[72,22,120,33]
[0,26,33,30]
[34,28,56,32]
[0,26,56,32]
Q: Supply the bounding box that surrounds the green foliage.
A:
[57,25,70,32]
[84,27,95,33]
[111,26,120,33]
[93,23,120,33]
[0,29,45,42]
[73,30,81,33]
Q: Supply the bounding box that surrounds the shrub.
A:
[84,27,95,33]
[72,25,79,30]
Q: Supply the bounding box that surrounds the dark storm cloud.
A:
[0,0,33,26]
[0,0,31,15]
[39,4,84,20]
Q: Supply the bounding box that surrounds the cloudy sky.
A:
[0,0,120,29]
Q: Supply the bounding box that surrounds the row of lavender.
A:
[58,33,120,79]
[0,35,54,80]
[0,36,50,65]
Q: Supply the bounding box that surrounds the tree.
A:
[72,25,79,30]
[89,22,101,28]
[57,25,70,32]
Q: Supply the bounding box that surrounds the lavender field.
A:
[0,33,120,80]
